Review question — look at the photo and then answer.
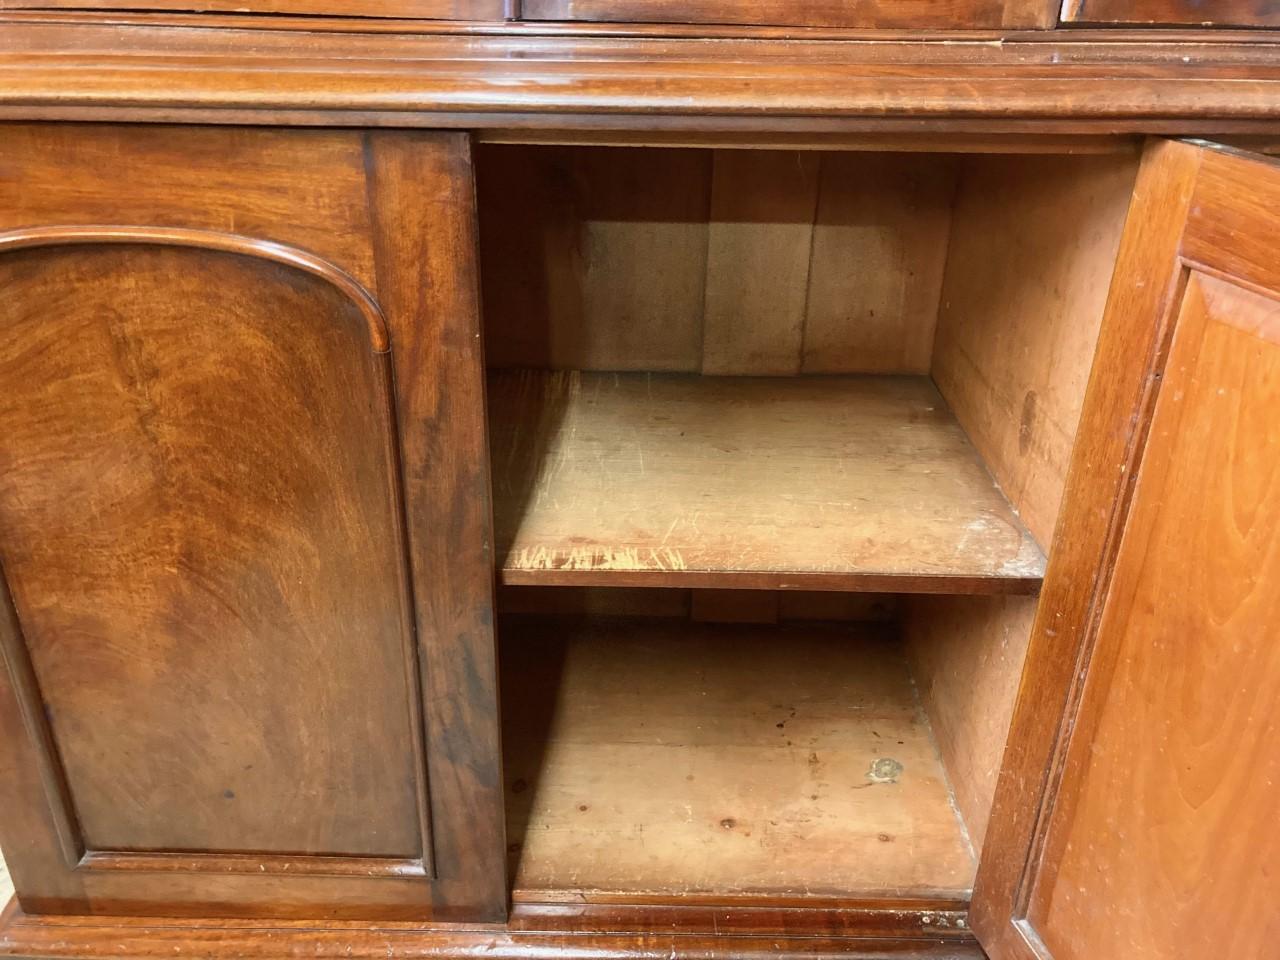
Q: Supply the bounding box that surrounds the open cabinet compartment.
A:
[475,144,1141,909]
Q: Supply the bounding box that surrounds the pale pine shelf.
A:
[488,370,1045,595]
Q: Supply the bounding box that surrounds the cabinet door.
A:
[1063,0,1280,27]
[0,125,505,921]
[521,0,1057,29]
[972,139,1280,958]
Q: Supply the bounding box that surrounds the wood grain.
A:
[489,371,1046,592]
[803,153,956,375]
[1063,0,1280,27]
[1026,267,1280,960]
[0,901,985,960]
[971,143,1280,960]
[522,0,1059,29]
[902,595,1038,852]
[363,131,509,921]
[701,150,818,376]
[481,147,954,377]
[904,156,1142,862]
[5,20,1280,134]
[0,239,424,857]
[969,138,1206,960]
[0,0,507,15]
[932,154,1140,547]
[477,145,712,372]
[0,124,505,921]
[502,617,977,901]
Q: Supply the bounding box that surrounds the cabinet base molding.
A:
[0,900,980,960]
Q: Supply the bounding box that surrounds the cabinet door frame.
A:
[0,0,511,19]
[1062,0,1280,28]
[519,0,1059,30]
[0,125,507,922]
[971,138,1280,958]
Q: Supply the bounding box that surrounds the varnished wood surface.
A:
[362,131,509,923]
[970,137,1204,960]
[0,124,505,921]
[1029,270,1280,960]
[502,617,976,901]
[3,17,1280,133]
[971,142,1280,959]
[523,0,1057,29]
[0,239,424,860]
[478,147,955,375]
[489,371,1045,592]
[1064,0,1280,27]
[0,901,985,960]
[0,0,507,16]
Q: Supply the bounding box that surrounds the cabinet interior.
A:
[475,144,1141,905]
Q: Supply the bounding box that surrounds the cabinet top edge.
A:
[6,10,1280,43]
[3,15,1280,134]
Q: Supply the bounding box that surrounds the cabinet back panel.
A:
[0,243,423,860]
[477,146,957,375]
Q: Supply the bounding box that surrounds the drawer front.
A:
[1062,0,1280,27]
[520,0,1058,29]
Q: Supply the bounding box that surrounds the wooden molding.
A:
[2,18,1280,134]
[0,899,986,960]
[0,226,390,351]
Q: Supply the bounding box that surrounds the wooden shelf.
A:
[502,616,977,902]
[489,371,1045,594]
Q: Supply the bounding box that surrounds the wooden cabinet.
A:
[0,125,506,922]
[1062,0,1280,27]
[971,140,1280,960]
[520,0,1058,29]
[1,12,1279,958]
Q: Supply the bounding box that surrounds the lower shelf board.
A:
[502,616,977,904]
[489,370,1045,594]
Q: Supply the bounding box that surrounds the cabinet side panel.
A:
[968,140,1207,960]
[932,153,1139,548]
[902,595,1038,853]
[911,154,1139,864]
